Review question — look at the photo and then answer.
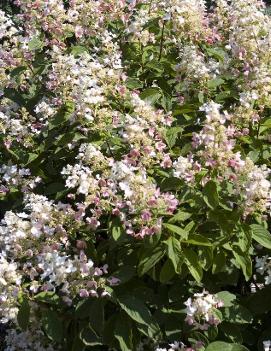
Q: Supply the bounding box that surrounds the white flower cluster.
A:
[241,164,271,215]
[4,318,58,351]
[263,340,271,351]
[161,0,207,41]
[0,10,18,40]
[184,291,223,330]
[62,156,178,238]
[0,255,21,324]
[180,101,271,216]
[62,164,96,196]
[256,256,271,285]
[0,192,109,324]
[155,341,189,351]
[173,155,201,183]
[47,43,124,124]
[0,164,40,194]
[176,45,221,91]
[34,98,56,121]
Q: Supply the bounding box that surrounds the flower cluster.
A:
[173,102,271,216]
[0,193,109,324]
[4,309,58,351]
[62,153,178,238]
[1,0,271,350]
[0,164,40,195]
[155,341,204,351]
[255,256,271,284]
[184,291,224,330]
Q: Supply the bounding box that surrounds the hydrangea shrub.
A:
[0,0,271,350]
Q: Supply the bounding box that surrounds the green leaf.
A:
[246,286,271,314]
[118,296,160,338]
[251,224,271,249]
[223,304,253,324]
[205,341,249,351]
[216,291,236,307]
[112,223,122,241]
[138,245,165,276]
[111,266,135,285]
[205,47,226,62]
[126,78,143,89]
[203,181,219,210]
[207,78,225,89]
[49,102,75,129]
[115,313,133,351]
[159,259,176,283]
[80,325,102,346]
[163,223,188,239]
[165,127,182,148]
[28,37,44,51]
[168,211,192,223]
[44,182,66,195]
[185,233,212,246]
[183,248,203,282]
[71,336,85,351]
[17,298,30,331]
[34,291,59,304]
[165,236,182,273]
[259,117,271,134]
[220,323,243,343]
[89,299,104,335]
[232,247,252,281]
[10,66,27,78]
[71,45,88,56]
[75,298,94,319]
[140,87,161,104]
[42,310,63,343]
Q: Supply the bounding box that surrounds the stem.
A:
[148,0,153,15]
[257,119,261,139]
[158,20,165,61]
[106,140,114,158]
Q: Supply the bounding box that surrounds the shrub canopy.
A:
[0,1,271,350]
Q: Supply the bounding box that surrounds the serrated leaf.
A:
[34,291,59,304]
[49,102,75,129]
[126,78,143,89]
[165,127,182,148]
[111,265,135,285]
[71,45,88,56]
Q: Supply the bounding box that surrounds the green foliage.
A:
[2,1,271,351]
